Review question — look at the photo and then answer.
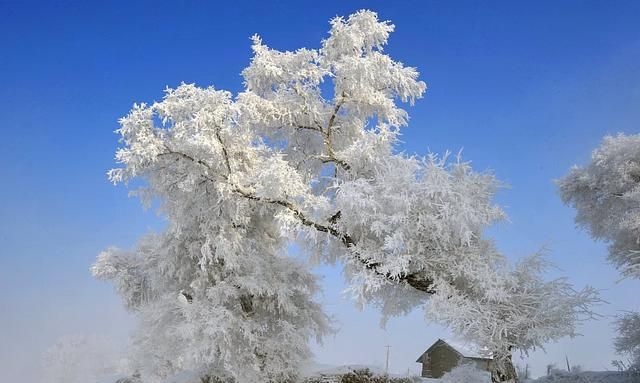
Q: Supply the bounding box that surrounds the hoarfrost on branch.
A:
[94,10,597,382]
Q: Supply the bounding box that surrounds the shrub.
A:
[339,368,416,383]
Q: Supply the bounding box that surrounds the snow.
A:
[440,338,493,359]
[530,371,638,383]
[91,368,640,383]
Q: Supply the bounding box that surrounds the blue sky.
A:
[1,0,639,380]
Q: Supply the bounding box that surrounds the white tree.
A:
[614,312,640,370]
[95,10,596,383]
[558,133,640,279]
[559,133,640,372]
[93,231,330,383]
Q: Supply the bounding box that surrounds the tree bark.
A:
[491,353,518,383]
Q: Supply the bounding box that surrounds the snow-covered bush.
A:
[338,368,415,383]
[440,363,491,383]
[302,377,331,383]
[198,375,236,383]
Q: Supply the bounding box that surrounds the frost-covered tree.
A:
[559,133,640,373]
[558,133,640,279]
[95,10,596,383]
[614,312,640,370]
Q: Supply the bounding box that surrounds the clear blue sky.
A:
[1,0,639,380]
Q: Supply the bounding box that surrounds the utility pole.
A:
[385,345,391,377]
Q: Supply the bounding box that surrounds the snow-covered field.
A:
[528,371,639,383]
[83,358,640,383]
[412,370,639,383]
[96,369,639,383]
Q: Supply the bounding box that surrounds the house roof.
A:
[416,338,493,362]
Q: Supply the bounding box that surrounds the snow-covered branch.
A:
[559,133,640,279]
[97,10,596,383]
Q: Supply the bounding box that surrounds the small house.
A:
[415,338,493,378]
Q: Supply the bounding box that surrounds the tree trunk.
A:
[491,353,518,383]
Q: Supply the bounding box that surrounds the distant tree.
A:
[558,133,640,279]
[515,364,530,380]
[95,9,597,383]
[546,363,555,376]
[614,312,640,370]
[558,133,640,372]
[42,334,122,383]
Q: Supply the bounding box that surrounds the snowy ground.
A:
[97,368,639,383]
[528,370,639,383]
[301,365,639,383]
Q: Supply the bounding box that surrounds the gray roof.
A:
[416,338,493,362]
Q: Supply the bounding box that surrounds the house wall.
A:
[469,357,494,372]
[420,355,431,378]
[420,341,462,378]
[419,341,494,378]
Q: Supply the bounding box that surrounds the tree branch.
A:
[158,150,214,171]
[214,129,232,175]
[326,96,344,133]
[231,188,432,293]
[157,148,433,294]
[323,95,349,172]
[294,124,324,134]
[317,155,351,170]
[285,97,351,172]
